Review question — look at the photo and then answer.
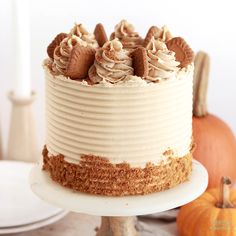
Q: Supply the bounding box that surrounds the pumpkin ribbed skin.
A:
[192,51,236,189]
[177,187,236,236]
[180,51,236,236]
[193,114,236,189]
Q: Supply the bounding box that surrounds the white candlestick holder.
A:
[0,122,2,160]
[7,91,38,162]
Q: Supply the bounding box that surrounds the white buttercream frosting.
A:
[146,37,180,82]
[69,23,99,49]
[52,35,88,76]
[159,25,173,42]
[52,24,98,76]
[112,20,143,50]
[44,60,193,167]
[88,39,134,84]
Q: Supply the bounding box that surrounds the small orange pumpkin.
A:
[192,51,236,189]
[177,177,236,236]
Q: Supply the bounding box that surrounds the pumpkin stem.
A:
[193,51,210,117]
[216,176,234,208]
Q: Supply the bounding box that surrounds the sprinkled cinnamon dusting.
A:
[163,149,174,156]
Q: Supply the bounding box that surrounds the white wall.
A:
[1,0,236,156]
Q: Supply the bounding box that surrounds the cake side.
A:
[43,62,193,196]
[44,63,193,168]
[42,21,194,196]
[43,146,192,196]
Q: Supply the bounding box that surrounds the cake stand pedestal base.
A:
[96,216,138,236]
[30,160,208,236]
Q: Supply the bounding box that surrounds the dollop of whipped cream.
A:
[52,35,87,75]
[88,38,134,84]
[70,24,99,49]
[146,37,180,82]
[112,20,143,51]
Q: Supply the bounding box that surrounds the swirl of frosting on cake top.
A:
[88,38,134,84]
[52,35,87,75]
[70,24,99,49]
[145,37,180,82]
[158,25,173,42]
[111,20,143,50]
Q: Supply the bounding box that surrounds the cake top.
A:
[46,20,194,85]
[110,20,143,50]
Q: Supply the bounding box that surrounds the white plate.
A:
[0,210,68,234]
[0,161,63,228]
[30,160,208,216]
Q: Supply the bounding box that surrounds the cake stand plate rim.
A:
[29,160,208,216]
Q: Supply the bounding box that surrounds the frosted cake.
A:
[42,20,194,196]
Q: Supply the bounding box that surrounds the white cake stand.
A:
[30,160,208,236]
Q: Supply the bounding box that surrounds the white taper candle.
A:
[12,0,31,98]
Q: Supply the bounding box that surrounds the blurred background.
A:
[1,0,236,156]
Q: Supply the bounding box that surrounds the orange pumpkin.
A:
[177,177,236,236]
[192,51,236,189]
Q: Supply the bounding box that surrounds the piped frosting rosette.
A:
[47,20,194,83]
[145,37,180,82]
[51,24,98,77]
[52,36,88,76]
[143,25,173,48]
[70,24,99,49]
[88,38,134,84]
[160,25,173,42]
[111,20,143,51]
